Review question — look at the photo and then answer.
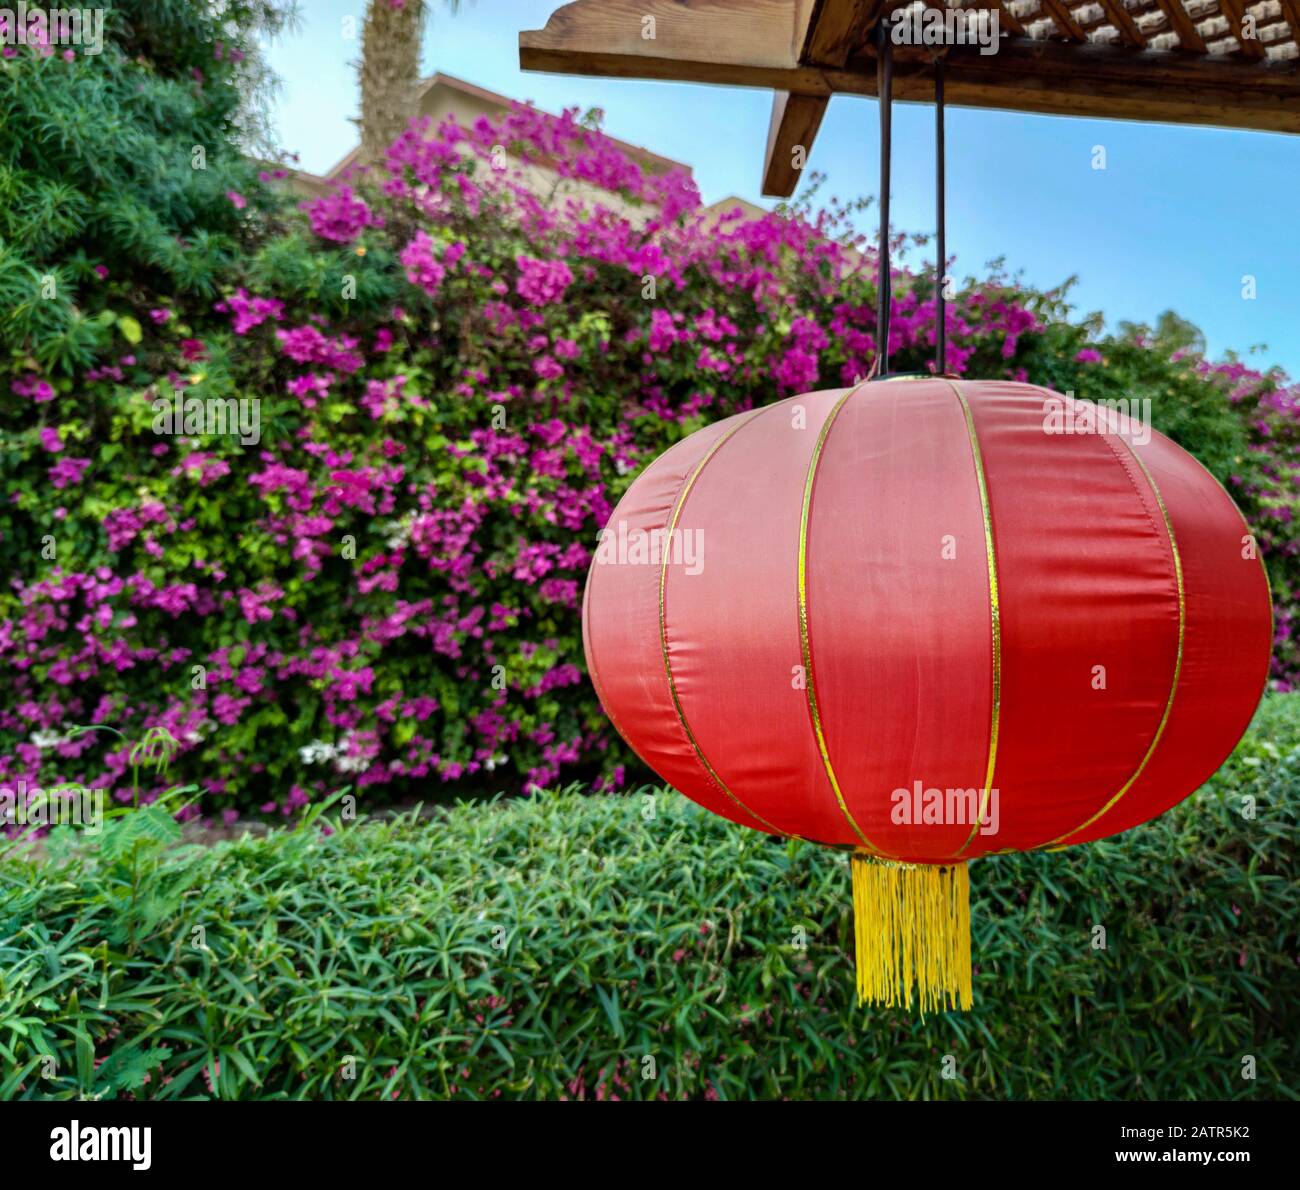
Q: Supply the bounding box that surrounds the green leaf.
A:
[117,314,142,345]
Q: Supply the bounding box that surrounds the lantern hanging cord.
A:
[935,56,946,376]
[875,18,892,378]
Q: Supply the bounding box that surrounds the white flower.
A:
[298,739,338,765]
[332,732,368,773]
[380,513,414,550]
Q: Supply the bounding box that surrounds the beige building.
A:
[289,72,760,227]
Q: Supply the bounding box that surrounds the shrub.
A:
[0,0,292,373]
[1,694,1296,1101]
[3,96,1298,822]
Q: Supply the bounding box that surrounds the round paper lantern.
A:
[583,377,1272,1011]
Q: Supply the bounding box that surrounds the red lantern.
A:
[583,378,1272,1011]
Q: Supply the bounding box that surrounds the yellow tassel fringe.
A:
[850,854,973,1013]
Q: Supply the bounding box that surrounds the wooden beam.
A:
[1097,0,1148,46]
[762,91,829,195]
[760,1,878,196]
[521,0,804,76]
[521,14,1300,135]
[887,40,1299,131]
[1218,0,1267,59]
[1282,0,1300,47]
[1152,0,1207,51]
[1037,0,1089,40]
[973,0,1026,39]
[804,0,877,62]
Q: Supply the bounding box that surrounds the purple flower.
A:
[515,256,573,306]
[400,230,447,296]
[303,186,376,243]
[12,374,55,402]
[219,288,284,335]
[49,457,90,489]
[774,346,818,392]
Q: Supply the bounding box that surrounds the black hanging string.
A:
[936,57,946,376]
[875,19,892,378]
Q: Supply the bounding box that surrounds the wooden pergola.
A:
[519,0,1300,197]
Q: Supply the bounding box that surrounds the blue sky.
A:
[264,0,1299,377]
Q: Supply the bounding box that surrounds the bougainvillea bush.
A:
[3,97,1298,822]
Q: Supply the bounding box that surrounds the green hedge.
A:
[2,695,1297,1101]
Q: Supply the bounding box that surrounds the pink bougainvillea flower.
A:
[49,457,90,489]
[226,190,247,210]
[302,186,377,243]
[12,374,56,402]
[286,372,333,409]
[400,229,449,296]
[275,325,363,373]
[217,288,284,335]
[515,255,573,306]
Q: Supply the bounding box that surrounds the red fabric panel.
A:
[959,381,1180,856]
[662,388,853,842]
[583,410,771,833]
[585,377,1271,859]
[1062,427,1272,844]
[807,379,991,859]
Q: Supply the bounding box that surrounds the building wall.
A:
[286,75,705,229]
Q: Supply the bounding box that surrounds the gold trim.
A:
[659,409,784,834]
[797,385,888,854]
[942,381,1002,858]
[1043,436,1186,847]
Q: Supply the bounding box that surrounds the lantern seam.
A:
[658,408,788,836]
[1042,425,1187,848]
[941,380,1002,860]
[584,446,699,769]
[797,383,892,856]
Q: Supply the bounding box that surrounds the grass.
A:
[1,695,1297,1100]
